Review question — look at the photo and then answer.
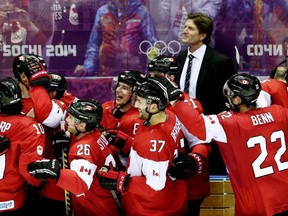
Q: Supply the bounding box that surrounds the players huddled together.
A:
[1,52,288,216]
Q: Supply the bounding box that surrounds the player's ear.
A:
[233,96,242,105]
[79,122,88,132]
[49,91,57,99]
[152,103,159,112]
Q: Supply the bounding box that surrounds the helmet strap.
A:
[112,97,132,119]
[143,106,161,126]
[112,107,125,119]
[143,112,152,126]
[74,128,81,136]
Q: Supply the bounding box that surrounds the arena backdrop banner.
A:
[1,0,287,101]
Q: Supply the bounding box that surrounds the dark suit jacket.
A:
[176,46,236,115]
[176,46,236,175]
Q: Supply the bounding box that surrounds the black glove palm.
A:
[27,159,61,180]
[168,153,206,179]
[150,75,182,102]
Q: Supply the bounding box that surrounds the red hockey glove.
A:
[96,165,130,193]
[27,159,61,180]
[102,130,133,156]
[29,70,50,86]
[0,135,10,156]
[168,153,206,179]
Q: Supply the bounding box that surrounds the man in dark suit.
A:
[176,12,236,174]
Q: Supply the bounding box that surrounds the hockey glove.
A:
[27,159,61,180]
[150,75,182,102]
[168,153,206,179]
[51,131,71,160]
[96,165,130,193]
[0,135,10,156]
[102,129,133,155]
[29,70,50,86]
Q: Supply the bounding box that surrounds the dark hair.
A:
[187,13,213,45]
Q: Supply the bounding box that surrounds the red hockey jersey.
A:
[57,130,119,215]
[122,111,187,216]
[0,114,45,212]
[258,78,288,108]
[204,105,288,215]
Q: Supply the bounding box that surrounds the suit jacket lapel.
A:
[176,50,188,84]
[196,47,212,95]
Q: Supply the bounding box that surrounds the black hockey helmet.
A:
[47,73,67,99]
[117,70,144,89]
[0,77,22,115]
[147,55,178,75]
[12,53,46,80]
[135,78,168,111]
[223,73,261,105]
[68,99,103,131]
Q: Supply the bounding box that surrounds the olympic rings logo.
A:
[139,40,182,60]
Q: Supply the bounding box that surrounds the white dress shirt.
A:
[180,44,206,98]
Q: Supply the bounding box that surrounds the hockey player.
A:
[101,70,145,169]
[164,73,288,215]
[147,57,211,216]
[97,79,188,216]
[257,64,288,108]
[28,99,120,215]
[12,54,68,215]
[202,73,288,215]
[46,72,78,106]
[0,77,45,214]
[12,53,67,126]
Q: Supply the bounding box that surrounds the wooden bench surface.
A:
[200,176,235,216]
